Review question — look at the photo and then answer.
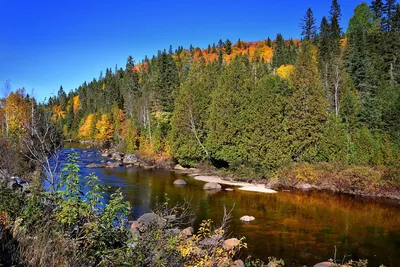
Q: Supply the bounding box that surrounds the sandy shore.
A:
[193,175,277,193]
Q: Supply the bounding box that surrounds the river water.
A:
[59,145,400,266]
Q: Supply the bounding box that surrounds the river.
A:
[58,144,400,266]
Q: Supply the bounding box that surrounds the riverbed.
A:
[58,145,400,266]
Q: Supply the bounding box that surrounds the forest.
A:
[2,0,400,185]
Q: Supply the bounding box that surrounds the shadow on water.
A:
[55,146,400,267]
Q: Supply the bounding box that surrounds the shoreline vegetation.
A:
[75,140,400,201]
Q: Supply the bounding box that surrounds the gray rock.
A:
[166,228,181,237]
[199,234,223,247]
[225,188,234,191]
[173,179,187,186]
[123,154,138,164]
[106,161,123,168]
[111,152,124,161]
[137,213,166,232]
[240,215,255,222]
[203,182,222,190]
[86,163,106,168]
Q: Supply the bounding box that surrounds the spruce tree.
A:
[300,8,317,40]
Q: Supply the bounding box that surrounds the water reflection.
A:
[57,146,400,267]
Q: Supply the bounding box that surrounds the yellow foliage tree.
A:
[276,64,295,79]
[95,114,114,142]
[78,114,95,140]
[73,96,80,116]
[3,89,31,138]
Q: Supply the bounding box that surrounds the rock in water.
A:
[203,182,222,190]
[86,163,106,168]
[123,154,138,164]
[174,164,186,170]
[240,215,255,222]
[173,179,187,186]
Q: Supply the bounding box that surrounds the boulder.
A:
[123,154,138,164]
[111,152,124,161]
[143,165,155,170]
[225,188,234,191]
[313,262,334,267]
[180,226,194,237]
[173,179,187,186]
[174,164,186,170]
[86,163,106,168]
[137,213,166,232]
[223,238,240,250]
[232,259,245,267]
[240,215,255,222]
[203,182,222,190]
[106,161,123,168]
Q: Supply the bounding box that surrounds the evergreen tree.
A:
[300,8,317,40]
[329,0,342,56]
[383,0,397,32]
[272,33,286,68]
[288,41,328,162]
[225,39,232,55]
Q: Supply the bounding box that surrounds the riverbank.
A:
[75,143,400,201]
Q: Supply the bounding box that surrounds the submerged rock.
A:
[86,163,106,168]
[173,179,187,186]
[203,182,222,190]
[240,215,255,222]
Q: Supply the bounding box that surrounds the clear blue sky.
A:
[1,0,365,101]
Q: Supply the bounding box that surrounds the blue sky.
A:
[1,0,365,102]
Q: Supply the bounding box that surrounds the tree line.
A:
[12,0,399,177]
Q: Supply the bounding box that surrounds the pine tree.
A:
[300,8,317,40]
[225,39,232,55]
[383,0,397,32]
[272,33,286,69]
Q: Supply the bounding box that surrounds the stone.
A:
[137,213,166,232]
[225,188,234,191]
[313,262,334,267]
[123,154,138,164]
[180,226,194,237]
[199,235,222,247]
[232,259,245,267]
[301,183,312,190]
[164,215,176,221]
[174,164,186,170]
[86,163,106,168]
[111,152,124,161]
[203,182,222,190]
[166,228,181,237]
[173,179,187,186]
[240,215,255,222]
[143,165,155,170]
[223,238,240,250]
[106,161,123,168]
